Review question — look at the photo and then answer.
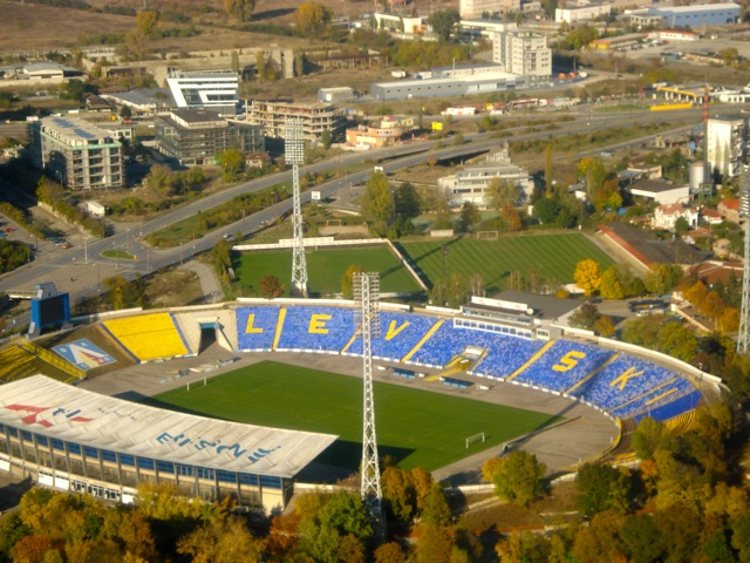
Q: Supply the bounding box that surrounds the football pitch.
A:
[400,232,615,293]
[235,246,421,296]
[151,361,560,471]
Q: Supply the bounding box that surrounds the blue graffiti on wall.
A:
[155,431,280,465]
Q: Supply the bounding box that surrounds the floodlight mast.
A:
[285,118,308,297]
[353,272,384,525]
[738,170,750,352]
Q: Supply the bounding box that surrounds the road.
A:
[0,104,744,307]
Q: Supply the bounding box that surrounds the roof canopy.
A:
[0,375,338,478]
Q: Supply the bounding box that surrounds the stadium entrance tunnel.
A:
[198,322,219,353]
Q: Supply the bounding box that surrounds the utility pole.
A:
[286,118,308,297]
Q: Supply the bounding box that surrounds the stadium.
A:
[0,296,722,514]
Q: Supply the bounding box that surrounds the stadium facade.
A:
[0,375,337,512]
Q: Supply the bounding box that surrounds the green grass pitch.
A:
[151,361,560,471]
[400,233,615,293]
[235,246,421,296]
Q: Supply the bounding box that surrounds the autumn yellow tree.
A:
[224,0,255,21]
[574,259,602,296]
[294,1,332,35]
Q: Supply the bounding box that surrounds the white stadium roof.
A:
[0,375,338,479]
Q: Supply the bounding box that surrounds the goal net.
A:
[465,432,486,448]
[476,230,499,240]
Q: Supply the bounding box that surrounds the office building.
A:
[706,116,747,178]
[247,100,344,142]
[166,71,239,110]
[492,30,552,77]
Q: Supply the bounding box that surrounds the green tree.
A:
[656,321,698,362]
[62,79,86,102]
[361,171,394,235]
[674,216,690,235]
[483,451,546,506]
[320,129,333,150]
[255,51,267,81]
[620,515,666,563]
[533,195,561,226]
[643,263,682,295]
[318,491,373,544]
[224,0,255,21]
[217,148,245,182]
[576,463,632,517]
[458,201,480,232]
[544,144,554,192]
[599,266,624,299]
[230,51,240,74]
[294,1,332,35]
[340,264,362,299]
[428,9,460,42]
[421,483,451,526]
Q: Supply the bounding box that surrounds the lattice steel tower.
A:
[738,170,750,352]
[353,272,383,521]
[285,118,308,297]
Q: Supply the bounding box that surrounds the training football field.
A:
[151,361,559,471]
[235,246,421,296]
[400,232,614,293]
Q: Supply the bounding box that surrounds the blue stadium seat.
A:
[276,306,355,353]
[569,355,684,412]
[610,377,697,419]
[514,340,614,392]
[346,312,437,361]
[236,306,281,351]
[632,390,702,422]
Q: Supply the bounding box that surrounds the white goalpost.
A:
[476,230,499,240]
[465,432,486,448]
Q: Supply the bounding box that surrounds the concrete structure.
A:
[30,116,124,190]
[707,116,747,178]
[166,71,239,110]
[101,88,173,114]
[437,144,533,207]
[247,100,344,142]
[345,116,414,150]
[155,109,265,167]
[83,201,107,218]
[0,61,82,89]
[628,178,690,205]
[555,3,612,23]
[652,203,699,230]
[492,30,552,77]
[0,375,337,513]
[628,3,740,29]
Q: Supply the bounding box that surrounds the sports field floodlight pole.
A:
[738,170,750,352]
[285,118,308,297]
[353,272,384,526]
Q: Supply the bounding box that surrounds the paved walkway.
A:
[181,260,222,303]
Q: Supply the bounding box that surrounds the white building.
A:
[166,71,239,109]
[628,3,740,29]
[437,144,533,207]
[628,178,690,205]
[492,30,552,77]
[706,116,747,178]
[555,3,612,23]
[652,203,699,230]
[460,0,514,18]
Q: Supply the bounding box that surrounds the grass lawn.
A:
[235,246,421,296]
[400,233,614,293]
[151,361,559,471]
[101,249,135,260]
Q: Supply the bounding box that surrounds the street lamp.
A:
[442,245,450,277]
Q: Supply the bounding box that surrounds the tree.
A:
[294,2,332,35]
[544,144,554,192]
[485,178,519,211]
[574,259,602,296]
[224,0,255,21]
[320,129,333,150]
[643,263,682,295]
[375,542,406,563]
[361,171,394,235]
[259,275,284,298]
[593,315,615,337]
[482,451,546,506]
[217,148,244,182]
[576,463,632,517]
[230,51,240,74]
[577,156,607,198]
[177,518,263,563]
[318,492,372,545]
[656,321,697,362]
[533,196,561,225]
[119,105,132,119]
[421,484,451,526]
[458,201,480,232]
[413,523,455,563]
[598,266,624,299]
[674,216,690,235]
[340,264,362,299]
[428,9,460,42]
[255,51,267,81]
[393,182,421,224]
[135,10,159,38]
[568,302,600,330]
[62,79,86,102]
